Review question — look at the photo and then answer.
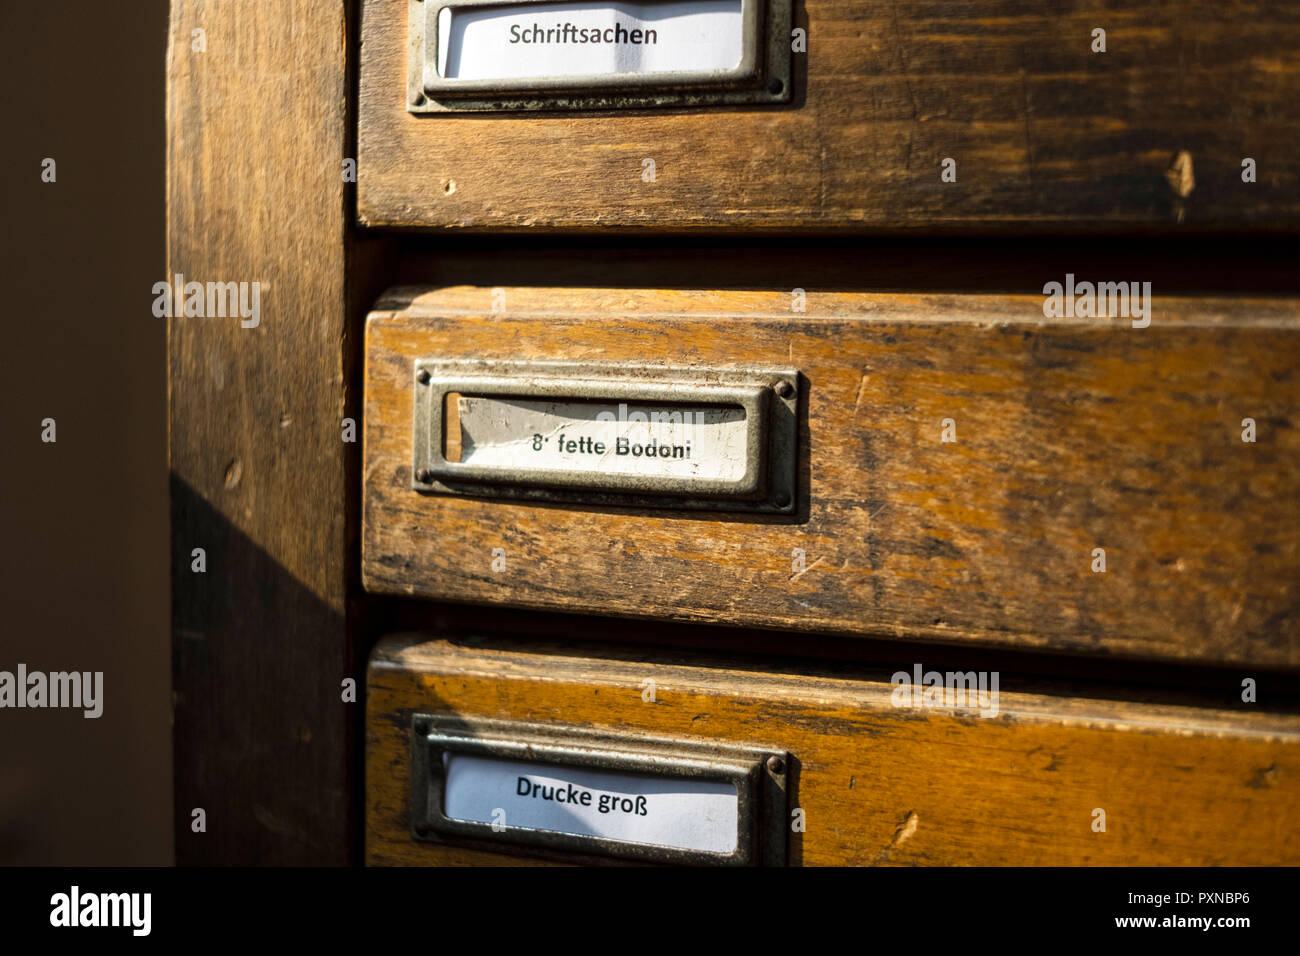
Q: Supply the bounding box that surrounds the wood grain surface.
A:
[358,0,1300,231]
[362,285,1300,670]
[367,634,1300,865]
[168,0,360,864]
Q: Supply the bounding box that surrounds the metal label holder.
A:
[406,0,793,112]
[410,715,791,865]
[412,359,800,513]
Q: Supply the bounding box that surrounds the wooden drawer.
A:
[362,285,1300,670]
[358,0,1300,231]
[366,634,1300,865]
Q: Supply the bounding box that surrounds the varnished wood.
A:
[168,0,360,864]
[358,0,1300,231]
[367,634,1300,865]
[362,285,1300,670]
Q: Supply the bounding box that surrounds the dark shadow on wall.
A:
[0,0,171,865]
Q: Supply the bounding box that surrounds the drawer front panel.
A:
[358,0,1300,231]
[367,636,1300,866]
[362,286,1300,669]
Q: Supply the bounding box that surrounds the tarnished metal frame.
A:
[406,0,793,112]
[410,715,790,866]
[425,0,761,94]
[418,362,769,498]
[412,359,800,514]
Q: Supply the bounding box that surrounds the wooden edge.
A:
[369,285,1300,328]
[371,634,1300,741]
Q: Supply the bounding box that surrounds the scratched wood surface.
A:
[366,635,1300,865]
[358,0,1300,231]
[362,285,1300,671]
[168,0,361,864]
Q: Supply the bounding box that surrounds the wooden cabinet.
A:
[167,0,1300,867]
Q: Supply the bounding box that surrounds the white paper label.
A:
[437,0,745,81]
[443,753,739,853]
[454,396,749,482]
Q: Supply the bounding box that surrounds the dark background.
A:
[0,2,172,864]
